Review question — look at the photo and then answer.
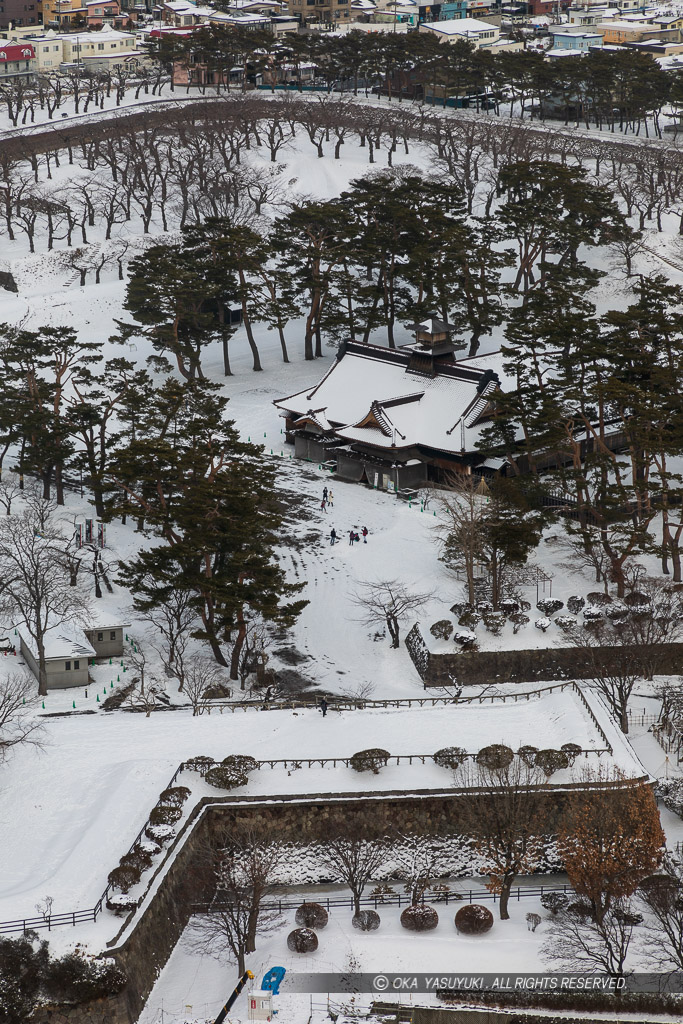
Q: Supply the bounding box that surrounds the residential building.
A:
[548,29,603,51]
[0,1,39,31]
[0,40,36,79]
[274,326,502,489]
[42,0,87,27]
[85,0,127,27]
[419,15,499,46]
[597,19,679,45]
[18,622,96,689]
[28,28,145,70]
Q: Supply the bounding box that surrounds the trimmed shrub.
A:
[106,893,139,915]
[107,864,141,894]
[535,617,551,632]
[455,904,493,935]
[537,599,564,616]
[567,898,594,920]
[614,907,643,926]
[295,902,328,929]
[138,838,161,856]
[482,611,506,635]
[353,910,380,931]
[184,755,215,776]
[510,612,529,634]
[476,744,514,771]
[120,848,153,873]
[624,591,649,608]
[567,595,585,615]
[149,805,182,826]
[554,615,576,632]
[430,620,453,640]
[605,602,629,620]
[158,786,191,807]
[400,904,438,931]
[222,754,258,775]
[583,606,603,621]
[561,743,582,765]
[520,600,531,612]
[433,746,467,770]
[535,749,570,777]
[145,823,175,843]
[540,892,569,916]
[450,602,472,617]
[453,629,477,647]
[205,764,250,791]
[476,601,493,613]
[518,745,538,767]
[500,600,520,615]
[587,592,612,606]
[458,610,480,630]
[350,748,390,774]
[287,928,318,953]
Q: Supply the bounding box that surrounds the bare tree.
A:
[0,673,43,762]
[458,757,548,920]
[181,657,228,715]
[0,506,89,696]
[392,832,441,904]
[568,621,640,734]
[188,825,283,974]
[321,829,387,916]
[542,899,637,978]
[352,579,432,649]
[431,473,486,607]
[143,587,198,687]
[0,475,21,516]
[121,640,165,717]
[640,857,683,972]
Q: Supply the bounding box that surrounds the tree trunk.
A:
[499,879,512,921]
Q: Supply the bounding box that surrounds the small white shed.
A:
[18,622,96,689]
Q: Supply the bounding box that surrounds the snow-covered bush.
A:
[476,601,493,613]
[120,848,153,873]
[148,805,182,826]
[587,592,612,606]
[145,823,175,844]
[476,744,514,771]
[554,615,576,632]
[458,610,480,630]
[106,893,139,915]
[353,910,380,931]
[350,748,390,774]
[287,928,318,953]
[583,606,603,622]
[433,746,467,770]
[561,743,582,765]
[567,596,585,615]
[184,755,214,776]
[624,591,649,608]
[43,954,126,1002]
[405,623,430,680]
[500,600,519,615]
[518,745,538,767]
[540,892,569,916]
[482,611,506,635]
[223,754,258,774]
[605,602,629,621]
[510,612,529,634]
[537,599,564,616]
[138,839,161,856]
[655,778,683,817]
[453,629,477,647]
[107,864,140,894]
[450,602,472,617]
[295,903,328,929]
[455,904,493,935]
[430,620,453,640]
[534,749,570,777]
[158,786,191,807]
[534,617,551,633]
[400,904,438,931]
[520,600,532,612]
[205,755,258,791]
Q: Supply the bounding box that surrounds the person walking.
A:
[349,529,355,545]
[320,498,327,512]
[323,486,328,501]
[362,526,368,543]
[330,528,337,546]
[328,489,334,507]
[319,697,328,718]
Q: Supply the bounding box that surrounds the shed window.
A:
[110,631,116,640]
[65,660,71,670]
[74,660,80,670]
[97,632,104,642]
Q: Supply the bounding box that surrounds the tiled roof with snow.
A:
[275,341,499,456]
[18,622,96,662]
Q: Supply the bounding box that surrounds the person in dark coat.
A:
[323,486,328,501]
[349,529,355,545]
[319,697,328,717]
[330,528,337,546]
[362,527,368,543]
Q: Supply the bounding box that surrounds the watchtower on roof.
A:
[406,314,462,376]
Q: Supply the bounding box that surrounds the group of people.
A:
[321,486,369,547]
[329,526,368,546]
[320,486,334,512]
